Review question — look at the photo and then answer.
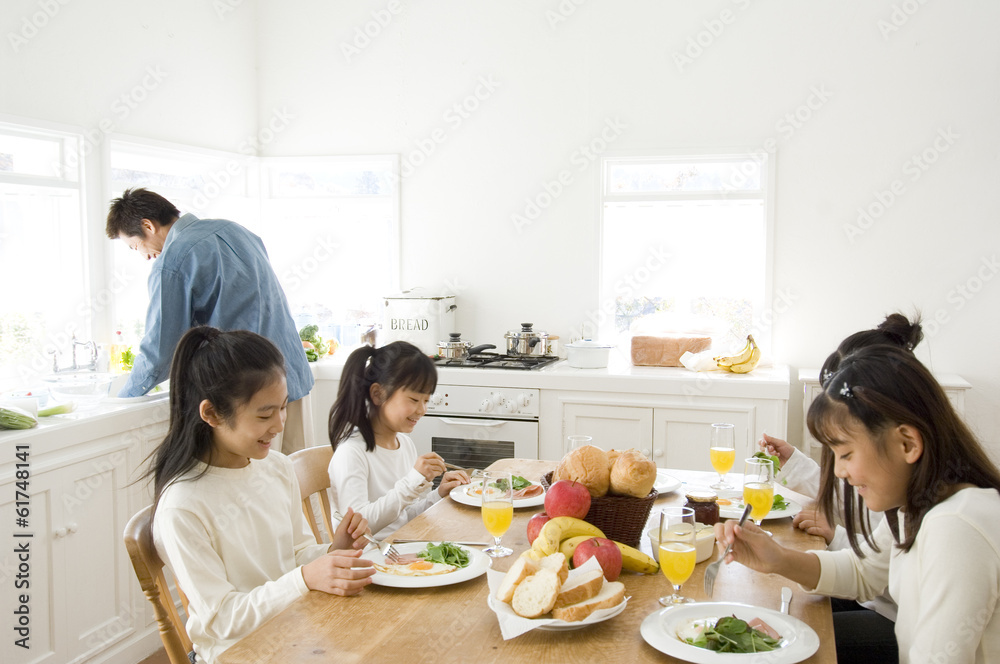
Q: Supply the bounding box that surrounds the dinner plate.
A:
[449,480,545,508]
[719,499,802,521]
[640,602,820,663]
[486,592,629,631]
[654,469,682,495]
[369,542,489,588]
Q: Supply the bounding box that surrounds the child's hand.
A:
[437,469,470,497]
[414,452,447,482]
[302,549,375,596]
[713,518,783,575]
[331,507,369,551]
[792,506,835,545]
[760,432,795,467]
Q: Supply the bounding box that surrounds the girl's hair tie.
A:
[839,381,854,398]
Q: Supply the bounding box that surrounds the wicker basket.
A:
[541,471,657,548]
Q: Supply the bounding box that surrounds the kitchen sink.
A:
[42,371,115,407]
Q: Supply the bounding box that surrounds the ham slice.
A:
[748,617,781,640]
[513,484,543,499]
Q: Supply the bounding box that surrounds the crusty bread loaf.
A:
[496,554,539,603]
[607,448,622,470]
[539,552,569,585]
[554,445,610,498]
[631,334,711,367]
[609,449,657,498]
[550,580,626,622]
[553,569,604,609]
[511,569,560,618]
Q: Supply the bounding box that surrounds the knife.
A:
[780,586,792,614]
[389,539,491,546]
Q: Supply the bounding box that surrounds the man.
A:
[105,188,314,453]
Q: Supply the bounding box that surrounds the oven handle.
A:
[437,417,507,428]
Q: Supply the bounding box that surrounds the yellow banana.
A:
[715,335,755,368]
[729,345,761,374]
[531,517,605,557]
[557,535,595,564]
[614,541,659,574]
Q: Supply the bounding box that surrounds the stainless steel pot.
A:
[437,333,495,359]
[504,323,550,356]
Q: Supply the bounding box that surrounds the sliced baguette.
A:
[539,552,569,585]
[553,569,604,609]
[496,554,539,603]
[511,569,560,618]
[550,580,625,622]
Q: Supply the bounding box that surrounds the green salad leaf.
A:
[417,542,470,568]
[685,616,782,653]
[772,494,790,511]
[752,450,780,471]
[489,475,531,492]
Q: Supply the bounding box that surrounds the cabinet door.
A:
[562,403,653,456]
[652,407,752,471]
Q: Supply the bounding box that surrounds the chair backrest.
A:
[123,505,193,664]
[289,445,336,544]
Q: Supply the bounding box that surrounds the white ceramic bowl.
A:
[565,339,614,368]
[648,523,716,564]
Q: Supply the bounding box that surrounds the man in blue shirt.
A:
[105,188,315,452]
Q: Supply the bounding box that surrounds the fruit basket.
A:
[541,471,657,548]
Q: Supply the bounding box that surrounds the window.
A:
[0,120,86,386]
[598,152,773,352]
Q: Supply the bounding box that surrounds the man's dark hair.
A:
[105,188,180,239]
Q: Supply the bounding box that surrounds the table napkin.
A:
[485,555,630,639]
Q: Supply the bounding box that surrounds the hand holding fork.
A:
[333,511,400,563]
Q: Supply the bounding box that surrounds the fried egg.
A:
[374,559,457,577]
[465,483,484,497]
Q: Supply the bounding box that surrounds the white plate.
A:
[369,542,489,588]
[449,480,546,508]
[486,592,629,631]
[719,500,802,521]
[654,469,682,495]
[640,602,820,663]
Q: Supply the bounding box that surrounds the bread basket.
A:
[541,471,657,548]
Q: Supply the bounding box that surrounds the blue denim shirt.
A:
[119,213,314,400]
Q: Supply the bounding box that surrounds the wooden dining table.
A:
[219,458,835,664]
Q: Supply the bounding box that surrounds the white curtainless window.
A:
[597,152,774,353]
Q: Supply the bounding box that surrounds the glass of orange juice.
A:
[743,457,775,530]
[481,470,514,558]
[709,423,736,490]
[658,507,697,605]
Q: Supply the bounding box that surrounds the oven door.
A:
[412,414,538,469]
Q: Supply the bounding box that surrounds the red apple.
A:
[544,480,592,519]
[526,512,551,544]
[572,537,623,582]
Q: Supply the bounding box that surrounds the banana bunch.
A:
[527,516,659,574]
[714,334,761,374]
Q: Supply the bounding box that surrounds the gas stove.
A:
[432,351,560,370]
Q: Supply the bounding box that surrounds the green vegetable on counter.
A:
[685,616,782,653]
[0,405,38,430]
[38,402,76,417]
[298,324,329,362]
[121,347,136,372]
[418,541,470,568]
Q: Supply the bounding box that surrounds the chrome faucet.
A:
[49,333,99,373]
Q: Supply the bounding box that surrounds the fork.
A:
[332,511,400,563]
[703,503,752,597]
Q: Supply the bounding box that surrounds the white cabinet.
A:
[0,401,169,664]
[562,403,653,457]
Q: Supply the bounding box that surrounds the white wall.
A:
[4,0,998,456]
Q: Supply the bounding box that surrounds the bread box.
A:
[381,290,456,354]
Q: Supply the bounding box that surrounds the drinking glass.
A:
[565,434,593,456]
[658,507,697,605]
[743,457,775,529]
[709,423,736,490]
[481,470,514,558]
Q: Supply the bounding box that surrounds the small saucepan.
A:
[504,323,551,357]
[437,333,495,359]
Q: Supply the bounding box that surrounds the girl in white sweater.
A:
[150,327,376,664]
[717,344,1000,664]
[328,342,470,538]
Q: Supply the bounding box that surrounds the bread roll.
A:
[606,448,622,470]
[551,580,626,622]
[511,569,560,618]
[496,554,538,603]
[553,569,604,609]
[609,449,657,498]
[631,334,711,367]
[554,445,610,498]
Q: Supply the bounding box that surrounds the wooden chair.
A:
[289,445,336,544]
[123,505,193,664]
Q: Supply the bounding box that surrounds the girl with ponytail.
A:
[328,341,470,538]
[148,326,375,664]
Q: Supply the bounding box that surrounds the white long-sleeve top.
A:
[329,431,442,538]
[807,487,1000,664]
[778,447,897,619]
[153,451,330,664]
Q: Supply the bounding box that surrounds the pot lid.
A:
[566,338,614,349]
[439,332,471,347]
[506,322,547,338]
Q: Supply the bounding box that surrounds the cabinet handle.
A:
[54,528,67,538]
[653,449,664,458]
[66,523,78,534]
[643,448,652,457]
